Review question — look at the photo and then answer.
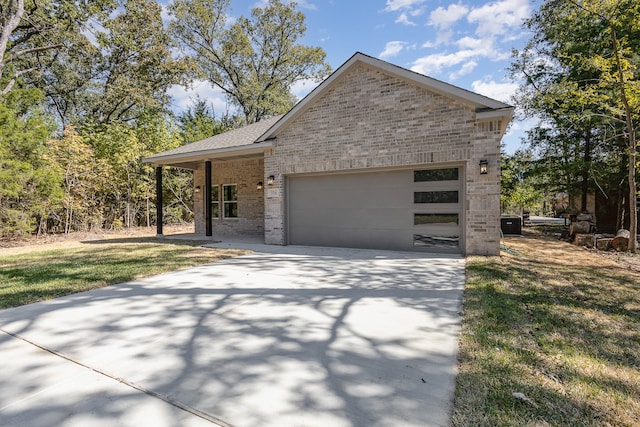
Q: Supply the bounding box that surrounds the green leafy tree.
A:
[177,97,233,144]
[45,126,106,233]
[84,112,184,229]
[41,0,188,126]
[0,0,115,96]
[512,0,639,251]
[501,150,544,214]
[0,88,62,237]
[169,0,331,124]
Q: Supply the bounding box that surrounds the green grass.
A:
[451,235,640,426]
[0,238,246,309]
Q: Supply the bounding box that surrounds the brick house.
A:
[144,52,513,255]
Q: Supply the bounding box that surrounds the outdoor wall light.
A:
[479,159,488,175]
[257,182,264,190]
[194,185,201,193]
[267,175,275,185]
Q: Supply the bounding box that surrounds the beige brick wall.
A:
[194,158,264,236]
[264,63,504,255]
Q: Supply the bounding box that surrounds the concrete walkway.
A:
[0,245,465,427]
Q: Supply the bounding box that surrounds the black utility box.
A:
[501,216,522,235]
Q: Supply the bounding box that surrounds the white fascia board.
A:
[476,107,515,121]
[142,141,274,165]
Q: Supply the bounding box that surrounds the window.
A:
[223,184,238,218]
[414,191,458,204]
[414,168,459,182]
[413,234,459,248]
[414,213,459,225]
[211,185,219,219]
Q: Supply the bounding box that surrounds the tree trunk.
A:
[609,26,637,253]
[570,220,592,235]
[612,229,630,252]
[573,233,594,247]
[581,127,591,212]
[596,237,613,251]
[146,195,150,228]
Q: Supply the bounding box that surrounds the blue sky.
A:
[168,0,535,153]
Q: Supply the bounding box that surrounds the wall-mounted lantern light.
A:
[267,175,275,186]
[479,159,488,175]
[257,182,263,190]
[194,185,201,193]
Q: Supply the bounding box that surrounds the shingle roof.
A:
[144,114,283,162]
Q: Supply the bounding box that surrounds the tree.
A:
[45,126,104,233]
[501,150,544,214]
[170,0,331,124]
[83,112,184,229]
[177,97,233,143]
[512,0,639,251]
[0,0,114,96]
[0,87,62,237]
[584,0,639,252]
[41,0,188,126]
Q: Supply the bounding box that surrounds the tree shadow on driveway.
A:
[0,248,464,427]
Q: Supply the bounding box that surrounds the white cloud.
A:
[395,12,417,26]
[379,41,407,59]
[253,0,315,10]
[471,79,519,104]
[385,0,427,12]
[429,4,469,30]
[450,60,478,79]
[295,0,317,10]
[413,31,512,78]
[435,29,455,45]
[455,36,484,50]
[168,80,229,114]
[410,50,477,76]
[290,78,319,100]
[468,0,531,37]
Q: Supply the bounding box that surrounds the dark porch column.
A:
[205,160,212,236]
[156,166,163,236]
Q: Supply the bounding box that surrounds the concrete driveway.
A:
[0,244,464,427]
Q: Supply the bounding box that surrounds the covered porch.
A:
[143,116,282,241]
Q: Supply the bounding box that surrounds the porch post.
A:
[156,166,163,236]
[205,160,212,236]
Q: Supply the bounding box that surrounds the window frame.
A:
[210,184,220,219]
[222,183,238,219]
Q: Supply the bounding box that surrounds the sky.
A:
[167,0,537,154]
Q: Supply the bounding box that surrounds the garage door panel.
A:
[290,207,409,230]
[288,169,462,252]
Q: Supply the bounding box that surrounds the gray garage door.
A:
[287,168,462,252]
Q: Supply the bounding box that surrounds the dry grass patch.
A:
[452,228,640,426]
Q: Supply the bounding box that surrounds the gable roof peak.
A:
[257,51,514,142]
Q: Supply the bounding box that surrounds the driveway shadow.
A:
[0,248,464,427]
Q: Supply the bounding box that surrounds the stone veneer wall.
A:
[263,63,504,255]
[193,158,264,236]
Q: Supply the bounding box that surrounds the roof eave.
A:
[476,107,515,121]
[142,141,274,165]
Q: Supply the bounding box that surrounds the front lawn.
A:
[451,230,640,426]
[0,238,246,309]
